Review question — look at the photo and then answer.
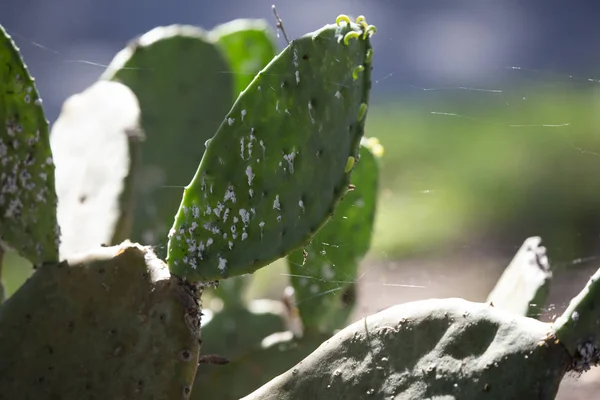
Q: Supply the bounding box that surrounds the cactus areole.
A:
[167,18,376,282]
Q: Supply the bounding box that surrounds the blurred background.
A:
[3,1,600,397]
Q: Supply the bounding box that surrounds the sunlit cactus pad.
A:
[168,18,375,281]
[0,242,202,399]
[288,140,380,334]
[101,25,234,250]
[245,298,572,400]
[50,81,142,259]
[0,25,59,265]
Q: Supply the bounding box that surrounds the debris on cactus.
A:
[209,19,278,97]
[50,81,143,258]
[167,17,376,281]
[486,236,552,318]
[288,140,380,335]
[552,265,600,372]
[244,298,572,400]
[0,25,60,265]
[0,241,202,398]
[101,25,234,253]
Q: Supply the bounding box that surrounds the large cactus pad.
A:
[0,242,202,399]
[245,299,572,400]
[168,17,376,281]
[288,140,380,334]
[101,25,234,252]
[0,25,59,265]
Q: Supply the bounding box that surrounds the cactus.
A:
[167,19,375,281]
[100,25,235,253]
[0,242,202,398]
[0,25,59,266]
[486,236,552,317]
[209,19,278,97]
[50,81,143,258]
[288,139,380,334]
[244,298,572,400]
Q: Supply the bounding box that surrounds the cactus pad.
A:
[245,298,572,400]
[101,25,234,252]
[167,18,375,281]
[288,140,380,334]
[50,81,142,258]
[209,19,278,97]
[0,242,202,399]
[0,25,59,265]
[486,236,552,318]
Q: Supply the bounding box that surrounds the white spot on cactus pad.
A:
[224,185,236,203]
[335,90,342,99]
[239,209,251,226]
[283,152,297,173]
[227,117,235,126]
[245,166,255,185]
[295,71,300,84]
[242,232,248,241]
[218,257,228,271]
[299,200,305,211]
[241,109,247,121]
[273,195,281,210]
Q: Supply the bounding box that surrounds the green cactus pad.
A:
[167,19,375,281]
[0,25,59,265]
[288,141,379,334]
[486,236,552,318]
[0,242,202,399]
[244,298,571,400]
[101,25,234,252]
[209,19,278,97]
[50,81,142,258]
[195,331,329,400]
[552,264,600,371]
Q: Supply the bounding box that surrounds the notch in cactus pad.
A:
[288,140,380,334]
[0,25,60,265]
[167,17,376,281]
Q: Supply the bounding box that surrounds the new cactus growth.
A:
[486,236,552,317]
[0,26,59,266]
[167,19,375,281]
[101,25,235,252]
[288,139,380,334]
[0,242,202,398]
[50,81,142,258]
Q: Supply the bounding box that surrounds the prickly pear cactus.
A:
[50,81,142,258]
[101,25,234,252]
[0,25,59,265]
[245,298,572,400]
[209,19,278,97]
[487,236,552,318]
[288,139,380,334]
[0,242,202,399]
[167,17,376,281]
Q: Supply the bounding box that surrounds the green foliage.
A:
[210,19,278,97]
[0,26,59,266]
[101,25,235,253]
[167,20,375,281]
[288,140,380,334]
[0,242,201,399]
[50,81,142,258]
[486,236,552,317]
[244,298,571,400]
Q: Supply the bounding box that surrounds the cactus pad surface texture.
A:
[0,25,59,265]
[288,140,380,334]
[167,17,376,281]
[50,81,142,259]
[101,25,234,253]
[0,242,202,399]
[244,298,572,400]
